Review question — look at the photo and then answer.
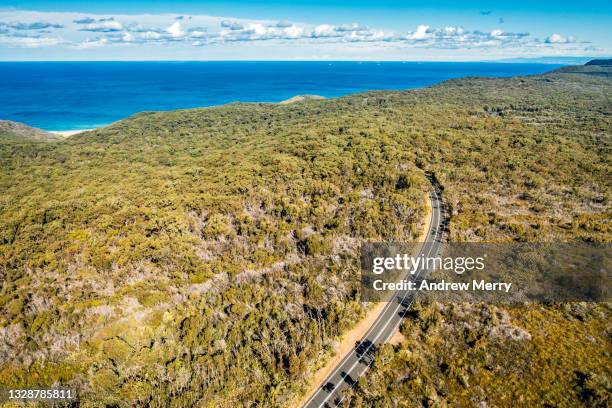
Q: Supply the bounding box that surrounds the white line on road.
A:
[312,189,443,407]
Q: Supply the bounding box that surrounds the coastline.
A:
[41,96,323,135]
[1,62,562,136]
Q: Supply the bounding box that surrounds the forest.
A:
[0,64,610,406]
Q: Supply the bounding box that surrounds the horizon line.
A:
[0,57,603,64]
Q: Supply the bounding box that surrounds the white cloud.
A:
[166,21,184,38]
[0,35,61,47]
[141,31,162,40]
[0,9,594,58]
[311,24,341,38]
[73,17,95,24]
[218,22,306,42]
[407,25,432,40]
[275,21,292,28]
[545,33,575,44]
[282,25,302,39]
[80,19,123,32]
[189,30,207,39]
[336,23,368,32]
[220,20,244,30]
[246,23,267,36]
[75,37,109,48]
[309,23,387,41]
[0,21,63,30]
[442,26,465,36]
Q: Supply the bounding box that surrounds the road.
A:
[303,175,447,408]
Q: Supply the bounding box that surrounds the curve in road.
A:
[304,174,447,408]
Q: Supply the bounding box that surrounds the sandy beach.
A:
[49,129,95,137]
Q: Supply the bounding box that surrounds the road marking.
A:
[311,189,444,407]
[328,196,441,406]
[302,189,441,408]
[330,192,442,407]
[310,192,440,407]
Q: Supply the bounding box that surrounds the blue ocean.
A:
[0,61,562,131]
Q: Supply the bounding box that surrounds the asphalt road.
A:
[303,177,447,408]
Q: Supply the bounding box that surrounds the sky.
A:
[0,1,610,61]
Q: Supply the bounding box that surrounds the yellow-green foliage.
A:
[0,85,427,406]
[342,69,611,407]
[345,302,611,407]
[0,67,610,406]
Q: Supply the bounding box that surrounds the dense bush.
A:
[0,66,610,406]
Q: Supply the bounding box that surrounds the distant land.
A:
[586,58,612,65]
[0,61,562,131]
[555,58,612,76]
[0,120,62,142]
[489,56,601,64]
[2,60,608,135]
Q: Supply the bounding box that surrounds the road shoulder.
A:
[292,190,433,408]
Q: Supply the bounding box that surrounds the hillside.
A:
[554,59,612,77]
[0,67,610,406]
[0,120,62,142]
[585,58,612,66]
